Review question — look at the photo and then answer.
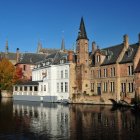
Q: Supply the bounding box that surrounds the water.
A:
[0,98,140,140]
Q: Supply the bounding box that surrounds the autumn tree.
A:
[0,58,16,91]
[14,66,23,83]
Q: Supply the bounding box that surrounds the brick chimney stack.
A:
[123,34,129,48]
[67,50,73,63]
[16,48,19,63]
[92,41,96,54]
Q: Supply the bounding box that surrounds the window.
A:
[128,65,133,75]
[57,83,59,92]
[65,82,68,92]
[113,67,115,76]
[23,65,26,71]
[103,82,108,92]
[34,86,38,91]
[96,55,100,63]
[104,68,107,77]
[61,70,63,78]
[24,86,27,91]
[65,70,68,78]
[15,86,18,91]
[61,82,63,92]
[128,83,133,93]
[91,83,94,91]
[20,86,22,91]
[121,83,126,93]
[97,69,101,78]
[111,67,115,77]
[110,82,115,92]
[91,70,94,79]
[44,85,46,91]
[30,86,32,91]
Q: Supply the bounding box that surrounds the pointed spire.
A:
[5,40,9,54]
[37,40,42,53]
[77,17,88,41]
[61,38,65,51]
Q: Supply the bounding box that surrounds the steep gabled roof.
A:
[0,52,18,60]
[101,43,124,65]
[19,53,46,64]
[119,43,139,64]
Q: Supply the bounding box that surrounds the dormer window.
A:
[96,55,100,63]
[126,48,133,57]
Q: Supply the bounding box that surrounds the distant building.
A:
[36,40,60,55]
[0,41,20,65]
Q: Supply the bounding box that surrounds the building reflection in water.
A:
[13,101,70,139]
[12,101,140,140]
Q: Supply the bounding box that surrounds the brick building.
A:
[71,17,140,104]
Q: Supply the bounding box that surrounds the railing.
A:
[13,91,39,96]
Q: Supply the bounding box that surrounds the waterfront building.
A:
[13,41,76,102]
[71,18,140,104]
[13,17,140,104]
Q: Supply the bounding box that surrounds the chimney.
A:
[16,48,19,63]
[92,41,96,54]
[67,50,73,63]
[123,34,129,48]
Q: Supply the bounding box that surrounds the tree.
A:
[14,66,23,83]
[0,58,16,91]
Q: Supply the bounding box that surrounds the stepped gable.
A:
[119,43,139,64]
[101,43,124,65]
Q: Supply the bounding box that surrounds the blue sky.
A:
[0,0,140,53]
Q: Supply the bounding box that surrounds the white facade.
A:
[32,63,70,101]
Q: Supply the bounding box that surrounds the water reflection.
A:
[0,99,140,140]
[13,101,69,139]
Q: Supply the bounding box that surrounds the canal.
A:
[0,98,140,140]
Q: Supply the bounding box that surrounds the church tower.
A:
[76,17,89,65]
[75,17,90,95]
[5,40,9,54]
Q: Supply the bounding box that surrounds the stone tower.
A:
[75,17,90,95]
[76,17,89,65]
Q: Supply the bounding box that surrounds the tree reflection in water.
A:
[0,99,140,140]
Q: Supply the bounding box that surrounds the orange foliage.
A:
[0,58,17,90]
